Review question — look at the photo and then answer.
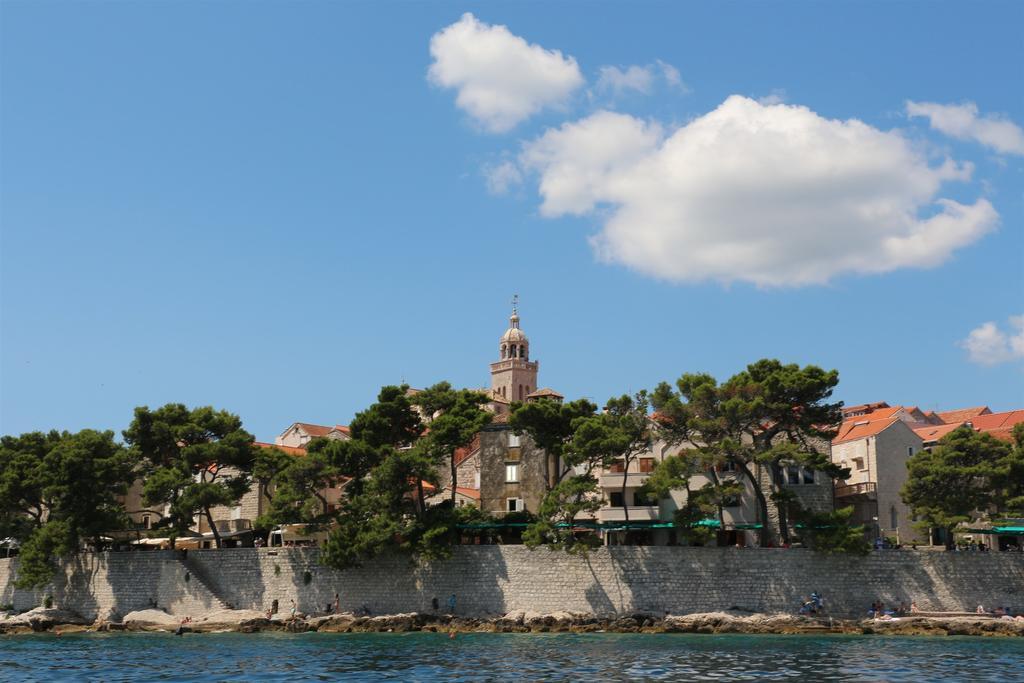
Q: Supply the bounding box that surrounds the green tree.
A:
[792,506,870,555]
[902,426,1008,549]
[252,446,293,508]
[516,393,655,551]
[412,382,492,506]
[124,404,256,548]
[651,360,845,546]
[320,385,436,569]
[640,450,743,545]
[993,424,1024,516]
[0,429,133,588]
[0,431,63,539]
[598,393,653,525]
[521,475,602,553]
[510,397,598,488]
[346,384,423,499]
[321,444,438,569]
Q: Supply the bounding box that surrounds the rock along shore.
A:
[2,606,1023,638]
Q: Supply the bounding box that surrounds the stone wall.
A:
[0,552,222,620]
[479,427,547,514]
[2,547,1022,620]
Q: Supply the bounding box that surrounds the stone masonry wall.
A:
[0,552,222,620]
[2,547,1022,620]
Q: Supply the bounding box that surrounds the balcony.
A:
[598,506,661,522]
[599,472,651,488]
[835,481,877,499]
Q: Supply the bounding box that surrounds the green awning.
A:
[961,526,1024,535]
[457,519,763,531]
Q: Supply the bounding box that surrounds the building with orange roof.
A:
[936,406,992,425]
[911,423,965,446]
[831,407,926,545]
[275,422,351,448]
[966,409,1024,442]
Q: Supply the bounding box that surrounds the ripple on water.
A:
[0,632,1022,682]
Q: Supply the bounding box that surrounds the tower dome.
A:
[491,295,539,403]
[499,298,528,360]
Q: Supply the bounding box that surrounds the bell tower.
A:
[490,295,539,403]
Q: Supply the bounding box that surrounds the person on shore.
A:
[447,593,457,615]
[910,602,919,613]
[290,599,297,620]
[976,604,986,614]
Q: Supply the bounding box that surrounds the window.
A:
[508,433,521,448]
[907,446,914,457]
[853,457,865,471]
[787,466,800,485]
[608,461,625,473]
[609,491,625,507]
[506,498,521,512]
[802,468,815,485]
[633,491,657,506]
[143,515,151,530]
[505,463,519,483]
[639,458,654,473]
[890,506,898,531]
[719,461,738,473]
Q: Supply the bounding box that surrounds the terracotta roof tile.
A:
[970,410,1024,441]
[455,487,481,500]
[832,415,902,445]
[454,435,481,467]
[294,422,335,437]
[911,423,965,443]
[255,441,307,456]
[936,406,991,424]
[841,402,890,418]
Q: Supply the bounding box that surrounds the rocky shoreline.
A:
[2,606,1023,638]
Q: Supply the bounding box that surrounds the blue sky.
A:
[2,1,1022,442]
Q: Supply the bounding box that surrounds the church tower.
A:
[490,296,539,403]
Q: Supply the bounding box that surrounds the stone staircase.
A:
[179,555,229,611]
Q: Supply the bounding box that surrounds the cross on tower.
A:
[511,293,519,315]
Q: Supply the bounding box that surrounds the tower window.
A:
[505,463,519,483]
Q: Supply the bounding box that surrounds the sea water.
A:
[1,632,1022,681]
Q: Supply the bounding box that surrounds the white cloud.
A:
[758,89,787,106]
[483,160,523,195]
[518,95,998,287]
[657,60,687,91]
[960,315,1024,366]
[596,65,655,96]
[906,101,1024,155]
[595,61,689,97]
[428,13,584,133]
